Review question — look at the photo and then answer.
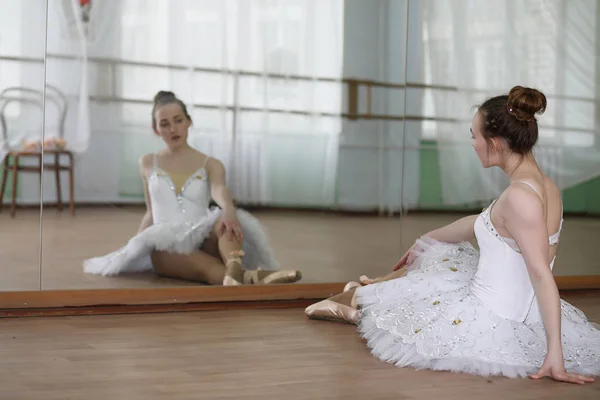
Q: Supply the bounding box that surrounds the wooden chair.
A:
[0,86,75,217]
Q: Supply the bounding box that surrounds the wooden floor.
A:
[0,291,598,399]
[1,207,599,291]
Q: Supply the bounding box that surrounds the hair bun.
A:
[153,90,176,105]
[507,86,547,122]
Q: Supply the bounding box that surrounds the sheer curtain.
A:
[419,0,600,205]
[0,0,48,203]
[19,0,343,206]
[40,0,122,202]
[114,0,344,207]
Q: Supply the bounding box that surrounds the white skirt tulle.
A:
[354,237,600,379]
[83,207,280,276]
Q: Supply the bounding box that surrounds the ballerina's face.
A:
[471,111,502,168]
[153,103,191,150]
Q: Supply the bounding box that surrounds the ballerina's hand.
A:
[530,354,594,385]
[393,243,419,271]
[219,210,244,242]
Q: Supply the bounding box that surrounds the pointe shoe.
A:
[223,275,242,286]
[343,281,361,292]
[243,267,302,285]
[304,299,359,325]
[223,251,245,286]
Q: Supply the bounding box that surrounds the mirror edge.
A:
[1,275,599,316]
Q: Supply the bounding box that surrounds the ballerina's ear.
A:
[488,137,506,154]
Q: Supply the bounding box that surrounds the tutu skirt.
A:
[355,238,600,378]
[83,208,279,276]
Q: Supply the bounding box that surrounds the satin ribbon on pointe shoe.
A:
[343,281,360,292]
[341,276,377,291]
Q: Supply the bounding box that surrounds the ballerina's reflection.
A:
[84,90,302,286]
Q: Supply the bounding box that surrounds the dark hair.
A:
[477,86,547,155]
[151,90,192,128]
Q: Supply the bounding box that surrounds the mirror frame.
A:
[1,277,599,317]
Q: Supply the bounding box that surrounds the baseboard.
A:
[1,276,599,318]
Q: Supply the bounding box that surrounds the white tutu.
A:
[83,207,280,276]
[355,238,600,378]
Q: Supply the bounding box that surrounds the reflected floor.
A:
[1,207,599,290]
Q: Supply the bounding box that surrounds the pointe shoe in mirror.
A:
[243,268,302,285]
[223,257,244,286]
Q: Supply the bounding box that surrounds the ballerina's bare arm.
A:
[206,158,243,241]
[502,187,560,350]
[137,154,154,233]
[390,214,478,271]
[423,214,478,243]
[502,186,592,384]
[206,158,236,213]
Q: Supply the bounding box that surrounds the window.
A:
[419,0,597,146]
[118,0,344,136]
[0,1,23,118]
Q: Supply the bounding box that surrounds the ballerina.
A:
[305,86,599,384]
[84,90,302,286]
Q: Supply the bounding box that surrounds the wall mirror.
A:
[1,0,598,313]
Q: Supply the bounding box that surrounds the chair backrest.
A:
[45,85,68,137]
[0,86,69,147]
[0,87,43,146]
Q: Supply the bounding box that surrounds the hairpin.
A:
[507,104,533,122]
